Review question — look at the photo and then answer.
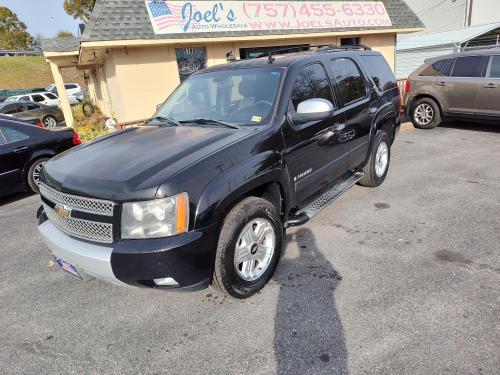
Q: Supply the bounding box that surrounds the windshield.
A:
[156,67,283,126]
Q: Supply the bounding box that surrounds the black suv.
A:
[37,45,401,298]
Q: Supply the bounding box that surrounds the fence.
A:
[0,50,42,56]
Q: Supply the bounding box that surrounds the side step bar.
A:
[286,171,364,227]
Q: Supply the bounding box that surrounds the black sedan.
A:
[0,116,81,197]
[0,101,64,128]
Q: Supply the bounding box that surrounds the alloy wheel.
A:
[413,103,434,126]
[234,218,276,281]
[375,141,389,177]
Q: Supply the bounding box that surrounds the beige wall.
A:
[91,32,396,122]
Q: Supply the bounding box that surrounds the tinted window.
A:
[31,94,45,102]
[0,129,6,145]
[19,96,29,101]
[452,56,485,77]
[65,84,77,89]
[330,58,367,104]
[2,127,29,143]
[27,103,40,110]
[45,93,57,99]
[291,63,334,109]
[0,104,19,114]
[361,55,396,92]
[489,56,500,78]
[420,58,455,77]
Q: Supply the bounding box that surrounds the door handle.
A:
[317,123,346,146]
[435,82,446,87]
[13,146,29,153]
[483,83,498,88]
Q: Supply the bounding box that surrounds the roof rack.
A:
[249,44,372,63]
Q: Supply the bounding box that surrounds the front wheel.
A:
[212,196,283,299]
[358,130,390,187]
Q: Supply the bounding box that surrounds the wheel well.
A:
[376,118,396,144]
[222,182,286,222]
[412,94,443,116]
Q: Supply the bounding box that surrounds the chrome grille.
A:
[43,203,113,243]
[40,183,114,216]
[40,183,115,244]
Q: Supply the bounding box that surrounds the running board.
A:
[286,171,364,227]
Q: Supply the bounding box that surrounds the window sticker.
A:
[251,115,262,122]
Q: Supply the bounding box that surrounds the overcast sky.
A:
[0,0,80,38]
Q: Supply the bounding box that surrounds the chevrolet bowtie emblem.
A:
[54,205,72,219]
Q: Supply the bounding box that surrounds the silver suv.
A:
[405,48,500,129]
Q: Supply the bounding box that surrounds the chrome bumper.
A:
[38,220,131,287]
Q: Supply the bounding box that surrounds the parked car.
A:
[405,48,500,129]
[0,101,64,127]
[0,116,81,198]
[0,90,7,103]
[46,83,82,105]
[6,92,60,107]
[37,45,401,298]
[0,114,44,127]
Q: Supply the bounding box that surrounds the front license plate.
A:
[55,257,83,280]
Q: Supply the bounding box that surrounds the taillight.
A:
[35,120,44,127]
[405,80,411,93]
[396,87,403,116]
[72,131,82,145]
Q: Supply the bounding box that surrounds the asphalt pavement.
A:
[0,122,499,374]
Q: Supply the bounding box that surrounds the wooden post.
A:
[49,61,74,127]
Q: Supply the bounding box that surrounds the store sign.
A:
[175,47,206,81]
[145,1,392,35]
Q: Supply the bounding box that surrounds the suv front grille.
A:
[40,183,114,216]
[40,183,115,244]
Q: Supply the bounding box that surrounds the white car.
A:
[46,83,81,105]
[6,92,60,106]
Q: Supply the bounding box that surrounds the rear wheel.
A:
[212,196,283,299]
[43,115,57,128]
[27,157,50,193]
[411,98,441,129]
[358,130,390,187]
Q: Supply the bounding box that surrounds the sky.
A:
[0,0,80,38]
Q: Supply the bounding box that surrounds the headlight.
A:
[121,193,189,239]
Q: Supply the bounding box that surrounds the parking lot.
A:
[0,122,499,374]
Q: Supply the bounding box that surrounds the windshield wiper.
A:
[147,116,181,127]
[180,118,240,129]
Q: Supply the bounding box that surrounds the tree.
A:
[56,30,75,38]
[63,0,95,23]
[0,7,33,50]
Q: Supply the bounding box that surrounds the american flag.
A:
[147,1,191,30]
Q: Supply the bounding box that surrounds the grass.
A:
[0,56,84,90]
[72,104,110,143]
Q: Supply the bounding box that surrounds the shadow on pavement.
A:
[441,121,500,134]
[273,227,348,375]
[0,191,32,207]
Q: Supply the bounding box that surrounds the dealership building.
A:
[42,0,423,126]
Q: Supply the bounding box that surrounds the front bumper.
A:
[38,209,217,290]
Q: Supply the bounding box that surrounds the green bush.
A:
[75,123,109,143]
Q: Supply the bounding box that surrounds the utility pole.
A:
[466,0,474,27]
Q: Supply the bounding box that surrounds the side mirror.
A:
[288,98,334,126]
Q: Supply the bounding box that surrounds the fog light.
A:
[153,277,179,286]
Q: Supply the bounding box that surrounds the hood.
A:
[42,125,251,201]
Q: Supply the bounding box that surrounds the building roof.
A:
[398,22,500,51]
[81,0,423,42]
[41,38,80,53]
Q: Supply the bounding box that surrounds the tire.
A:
[27,157,50,193]
[43,115,57,128]
[411,98,441,129]
[82,101,94,118]
[358,130,390,188]
[212,196,283,299]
